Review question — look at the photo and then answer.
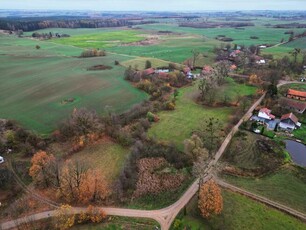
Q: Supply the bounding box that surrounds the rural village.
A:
[0,6,306,230]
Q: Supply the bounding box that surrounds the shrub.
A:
[147,112,159,122]
[164,101,175,110]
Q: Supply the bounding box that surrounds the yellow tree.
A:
[78,205,107,224]
[55,204,75,230]
[198,179,223,219]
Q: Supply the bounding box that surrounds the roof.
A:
[280,98,306,112]
[143,68,155,76]
[157,72,169,78]
[287,89,306,98]
[183,67,191,74]
[259,108,275,119]
[280,112,299,124]
[202,65,214,74]
[230,65,237,70]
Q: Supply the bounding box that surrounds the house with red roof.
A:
[278,112,301,131]
[251,107,278,130]
[142,68,156,77]
[287,89,306,101]
[258,108,275,120]
[202,65,214,75]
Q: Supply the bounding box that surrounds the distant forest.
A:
[0,17,156,31]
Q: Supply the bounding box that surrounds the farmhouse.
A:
[258,108,275,120]
[278,112,301,131]
[202,65,214,75]
[286,89,306,101]
[142,68,156,77]
[253,55,266,65]
[251,108,278,130]
[229,50,241,58]
[230,64,237,72]
[279,98,306,114]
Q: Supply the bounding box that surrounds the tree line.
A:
[0,18,156,32]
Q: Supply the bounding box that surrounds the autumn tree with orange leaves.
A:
[198,179,223,219]
[29,151,55,187]
[59,160,109,204]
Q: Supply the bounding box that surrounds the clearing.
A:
[175,189,306,230]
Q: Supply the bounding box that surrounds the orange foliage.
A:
[59,162,109,204]
[29,151,55,186]
[249,74,262,84]
[78,169,110,203]
[198,179,223,219]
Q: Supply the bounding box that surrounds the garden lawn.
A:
[148,83,233,150]
[293,125,306,143]
[69,138,129,183]
[222,166,306,214]
[216,78,257,103]
[175,190,306,230]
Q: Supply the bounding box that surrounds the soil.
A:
[87,65,113,71]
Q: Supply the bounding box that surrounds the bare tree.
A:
[192,49,200,68]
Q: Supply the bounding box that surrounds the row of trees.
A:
[80,49,106,58]
[0,18,156,31]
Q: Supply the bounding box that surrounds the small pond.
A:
[285,140,306,167]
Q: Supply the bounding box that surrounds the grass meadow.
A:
[148,79,256,150]
[222,166,306,214]
[139,23,306,46]
[175,190,306,230]
[0,34,148,134]
[69,138,129,183]
[52,30,145,49]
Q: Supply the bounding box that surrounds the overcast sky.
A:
[1,0,306,11]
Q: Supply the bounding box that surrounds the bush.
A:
[147,112,159,122]
[80,49,106,58]
[164,101,175,110]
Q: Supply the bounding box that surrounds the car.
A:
[0,156,4,164]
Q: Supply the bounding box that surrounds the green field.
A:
[222,166,306,214]
[108,36,219,64]
[121,57,173,70]
[283,37,306,49]
[23,27,119,36]
[0,33,83,56]
[69,138,129,183]
[148,84,233,150]
[0,34,148,134]
[148,79,256,150]
[52,30,145,49]
[174,190,306,230]
[139,23,306,46]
